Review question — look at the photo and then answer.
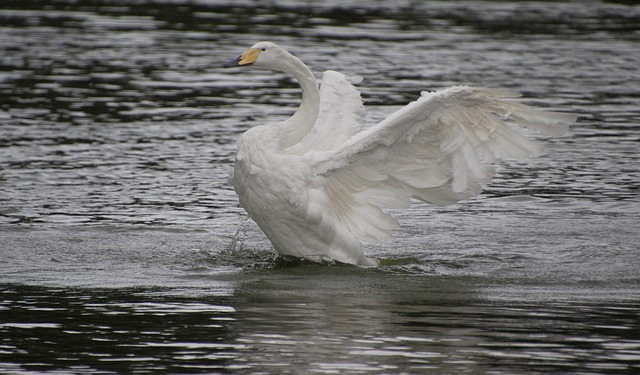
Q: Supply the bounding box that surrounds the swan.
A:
[222,41,576,266]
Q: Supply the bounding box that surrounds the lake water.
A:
[1,0,639,374]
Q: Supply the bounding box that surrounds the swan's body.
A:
[223,41,576,266]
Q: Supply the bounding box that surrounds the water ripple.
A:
[1,1,639,373]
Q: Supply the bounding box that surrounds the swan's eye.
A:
[261,48,266,51]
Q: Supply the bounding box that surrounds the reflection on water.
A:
[2,280,640,374]
[1,0,639,374]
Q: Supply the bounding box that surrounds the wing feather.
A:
[308,86,576,243]
[286,70,364,155]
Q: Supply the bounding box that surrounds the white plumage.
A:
[223,41,576,266]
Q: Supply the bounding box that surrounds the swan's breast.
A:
[233,127,312,217]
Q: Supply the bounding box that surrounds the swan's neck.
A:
[276,54,320,149]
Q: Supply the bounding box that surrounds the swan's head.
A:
[223,41,286,70]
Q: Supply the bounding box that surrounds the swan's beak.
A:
[223,48,260,68]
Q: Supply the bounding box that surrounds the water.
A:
[1,0,639,373]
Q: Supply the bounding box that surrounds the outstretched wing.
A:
[286,70,364,155]
[310,86,577,243]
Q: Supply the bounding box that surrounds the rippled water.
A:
[1,0,639,374]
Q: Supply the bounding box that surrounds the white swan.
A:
[223,41,576,266]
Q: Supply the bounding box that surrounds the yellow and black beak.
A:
[223,48,261,68]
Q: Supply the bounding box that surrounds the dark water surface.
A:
[1,0,639,374]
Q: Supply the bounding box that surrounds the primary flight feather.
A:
[223,41,576,266]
